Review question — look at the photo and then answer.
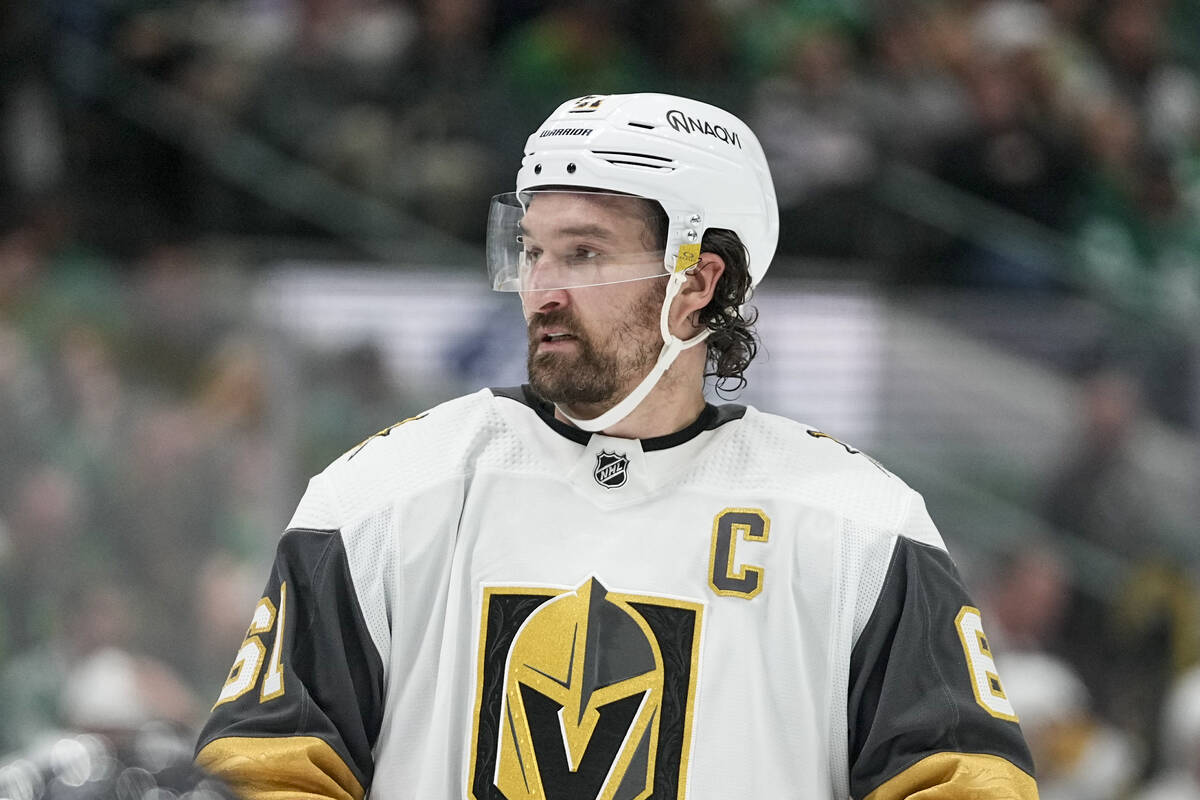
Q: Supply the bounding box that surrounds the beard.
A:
[526,286,662,408]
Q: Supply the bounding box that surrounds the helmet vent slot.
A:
[591,150,673,163]
[590,149,676,171]
[627,121,655,130]
[597,159,674,171]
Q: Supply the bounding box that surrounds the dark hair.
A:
[644,207,759,395]
[695,227,759,395]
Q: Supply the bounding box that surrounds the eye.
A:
[519,241,542,264]
[567,247,600,265]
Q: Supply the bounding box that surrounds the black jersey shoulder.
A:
[490,384,745,451]
[848,536,1034,798]
[196,528,385,792]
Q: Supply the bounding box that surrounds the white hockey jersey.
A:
[196,386,1037,800]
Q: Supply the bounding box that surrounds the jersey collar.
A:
[491,384,745,452]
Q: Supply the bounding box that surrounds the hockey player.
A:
[195,93,1038,799]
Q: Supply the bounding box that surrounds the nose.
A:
[521,285,570,316]
[520,256,570,313]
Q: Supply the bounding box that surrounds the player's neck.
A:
[553,350,707,440]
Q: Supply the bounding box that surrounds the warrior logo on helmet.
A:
[468,579,703,800]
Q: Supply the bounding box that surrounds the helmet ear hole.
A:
[534,164,542,174]
[566,163,577,174]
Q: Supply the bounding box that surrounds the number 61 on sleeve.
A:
[213,582,288,708]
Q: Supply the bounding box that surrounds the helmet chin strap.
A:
[558,271,710,433]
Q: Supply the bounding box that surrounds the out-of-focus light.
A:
[115,766,157,800]
[50,736,91,786]
[135,722,191,773]
[76,733,118,782]
[0,759,44,800]
[180,789,227,800]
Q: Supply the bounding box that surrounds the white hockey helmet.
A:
[488,93,778,291]
[494,93,778,432]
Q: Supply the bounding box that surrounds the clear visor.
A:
[486,190,669,292]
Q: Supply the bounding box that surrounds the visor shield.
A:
[486,191,669,292]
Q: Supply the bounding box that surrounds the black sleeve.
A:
[195,528,385,800]
[847,536,1037,800]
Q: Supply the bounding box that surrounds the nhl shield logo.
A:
[593,450,629,489]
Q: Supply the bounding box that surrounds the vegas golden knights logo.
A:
[469,579,703,800]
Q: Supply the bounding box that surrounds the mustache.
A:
[527,310,583,339]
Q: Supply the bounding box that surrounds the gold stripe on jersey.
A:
[864,751,1038,800]
[345,413,428,459]
[196,735,365,800]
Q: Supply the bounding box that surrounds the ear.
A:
[669,252,726,337]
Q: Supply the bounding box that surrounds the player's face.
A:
[519,192,666,408]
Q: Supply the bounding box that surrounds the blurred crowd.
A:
[6,0,1200,427]
[1,0,1200,797]
[975,364,1200,799]
[0,238,411,781]
[4,0,1200,296]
